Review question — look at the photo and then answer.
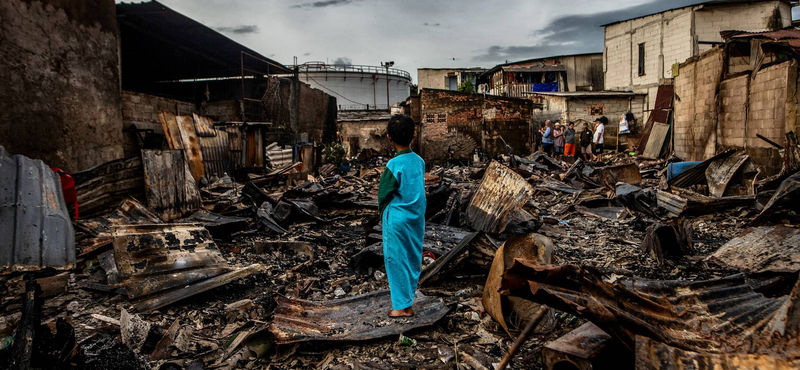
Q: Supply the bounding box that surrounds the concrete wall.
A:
[674,48,724,161]
[604,1,790,122]
[420,89,533,157]
[338,119,390,156]
[0,0,123,172]
[695,2,791,53]
[263,77,338,143]
[675,47,795,175]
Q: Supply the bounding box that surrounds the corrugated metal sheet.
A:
[224,125,243,169]
[0,147,75,270]
[192,113,217,138]
[466,161,534,234]
[199,129,232,178]
[708,226,800,273]
[111,224,261,312]
[270,290,448,344]
[76,198,163,237]
[501,262,800,359]
[73,156,145,217]
[141,150,201,221]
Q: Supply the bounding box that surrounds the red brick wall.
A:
[420,89,533,156]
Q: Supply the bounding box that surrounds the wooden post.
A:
[495,307,548,370]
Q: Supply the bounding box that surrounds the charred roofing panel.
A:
[0,147,76,270]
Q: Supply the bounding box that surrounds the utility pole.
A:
[382,61,394,111]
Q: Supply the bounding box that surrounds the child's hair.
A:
[387,114,415,146]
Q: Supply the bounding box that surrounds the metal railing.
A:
[290,63,412,80]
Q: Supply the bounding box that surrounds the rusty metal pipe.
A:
[495,306,548,370]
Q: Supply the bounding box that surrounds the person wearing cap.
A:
[593,117,606,161]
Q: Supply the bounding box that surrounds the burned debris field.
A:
[3,140,800,369]
[3,0,800,369]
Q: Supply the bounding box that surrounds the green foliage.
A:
[322,143,346,164]
[457,80,475,93]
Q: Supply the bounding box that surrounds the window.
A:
[638,43,646,76]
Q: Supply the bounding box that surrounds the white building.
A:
[603,0,794,117]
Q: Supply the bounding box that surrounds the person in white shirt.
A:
[593,117,606,161]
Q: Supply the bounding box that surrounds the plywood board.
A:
[141,149,201,221]
[643,123,670,158]
[176,115,205,181]
[158,112,184,150]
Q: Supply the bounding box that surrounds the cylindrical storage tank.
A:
[294,63,412,111]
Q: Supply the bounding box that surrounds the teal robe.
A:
[378,149,426,310]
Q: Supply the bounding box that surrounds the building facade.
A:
[483,53,604,98]
[603,0,793,118]
[417,68,487,91]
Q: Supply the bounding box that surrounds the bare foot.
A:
[389,307,414,317]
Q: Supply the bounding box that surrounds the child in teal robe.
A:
[378,115,426,317]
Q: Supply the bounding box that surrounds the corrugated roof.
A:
[482,52,602,77]
[0,147,75,270]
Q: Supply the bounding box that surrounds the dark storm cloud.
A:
[215,25,259,34]
[290,0,355,9]
[332,57,352,65]
[473,0,699,63]
[303,52,311,56]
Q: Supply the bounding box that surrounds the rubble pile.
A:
[1,141,799,370]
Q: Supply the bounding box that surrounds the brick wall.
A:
[420,89,533,157]
[674,48,723,161]
[718,75,748,148]
[677,51,794,175]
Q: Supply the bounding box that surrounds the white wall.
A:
[300,72,411,110]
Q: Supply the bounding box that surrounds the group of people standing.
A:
[536,116,607,161]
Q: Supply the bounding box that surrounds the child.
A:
[378,114,427,317]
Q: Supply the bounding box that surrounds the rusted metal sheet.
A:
[500,262,800,360]
[224,125,243,168]
[0,147,75,270]
[270,290,448,344]
[466,161,534,234]
[753,171,800,225]
[483,233,553,336]
[191,113,217,137]
[158,112,184,150]
[141,149,201,221]
[73,156,145,217]
[111,224,260,312]
[706,155,751,197]
[543,323,630,370]
[76,198,162,236]
[641,220,693,265]
[176,115,205,181]
[637,84,673,155]
[668,149,736,188]
[635,336,800,370]
[707,226,800,273]
[656,189,754,216]
[199,129,232,178]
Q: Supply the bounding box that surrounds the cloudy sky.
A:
[142,0,798,82]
